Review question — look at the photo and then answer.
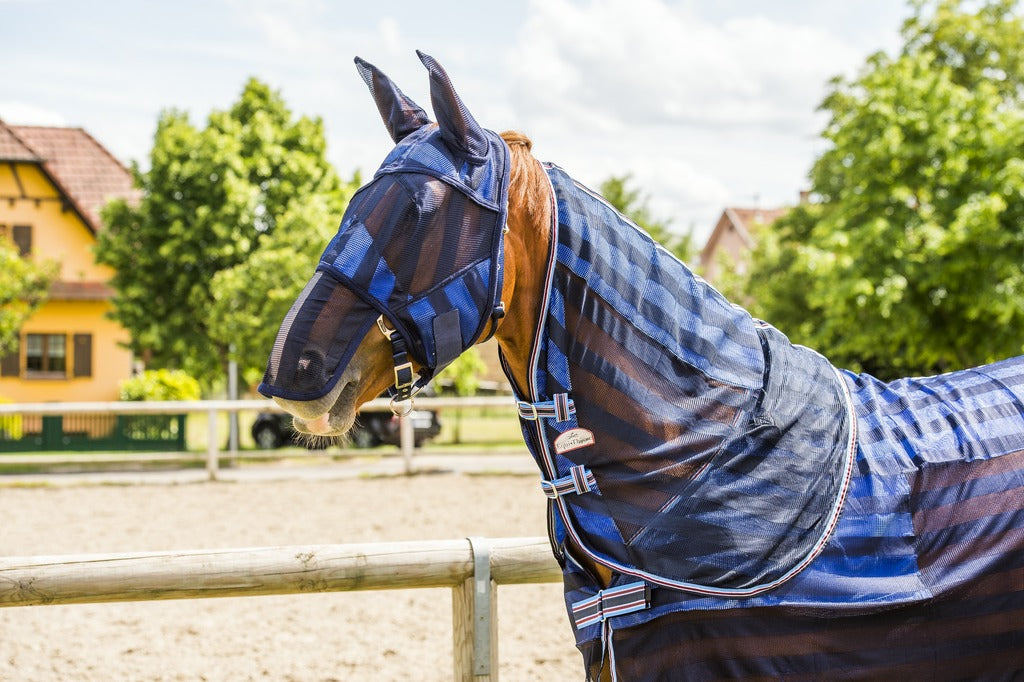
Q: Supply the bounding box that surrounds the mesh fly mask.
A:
[258,53,509,404]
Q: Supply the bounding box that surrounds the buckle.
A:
[394,361,414,389]
[377,315,397,340]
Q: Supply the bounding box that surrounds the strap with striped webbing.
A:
[541,465,597,499]
[571,582,650,630]
[517,393,575,423]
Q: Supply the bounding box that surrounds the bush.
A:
[119,369,201,401]
[0,395,22,439]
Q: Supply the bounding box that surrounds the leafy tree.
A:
[0,238,56,355]
[98,79,353,388]
[600,175,695,263]
[436,347,488,444]
[739,0,1024,379]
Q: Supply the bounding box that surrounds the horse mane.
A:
[501,130,548,228]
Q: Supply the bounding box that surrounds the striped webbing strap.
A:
[571,582,650,630]
[541,465,597,499]
[517,393,575,422]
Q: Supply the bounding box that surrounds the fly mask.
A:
[258,52,510,404]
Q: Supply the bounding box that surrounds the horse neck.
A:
[493,158,552,397]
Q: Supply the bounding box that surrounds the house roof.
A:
[0,120,138,234]
[701,205,788,262]
[0,122,39,162]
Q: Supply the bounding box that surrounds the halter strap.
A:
[377,315,416,402]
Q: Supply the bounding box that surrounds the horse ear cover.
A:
[417,50,490,162]
[355,56,431,143]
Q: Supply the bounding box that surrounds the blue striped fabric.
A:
[259,124,510,401]
[520,164,1024,676]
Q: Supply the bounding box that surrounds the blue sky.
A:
[3,0,910,239]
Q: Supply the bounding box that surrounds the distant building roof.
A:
[0,120,138,234]
[700,206,789,283]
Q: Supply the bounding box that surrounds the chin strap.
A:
[377,315,417,407]
[376,302,505,415]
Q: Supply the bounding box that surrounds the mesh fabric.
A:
[259,122,509,401]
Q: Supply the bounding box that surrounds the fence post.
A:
[453,537,498,681]
[399,412,415,475]
[206,408,219,480]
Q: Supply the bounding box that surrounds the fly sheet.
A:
[518,164,1024,678]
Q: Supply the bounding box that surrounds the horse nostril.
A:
[295,349,326,390]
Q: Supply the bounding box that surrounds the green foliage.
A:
[739,0,1024,379]
[0,238,56,355]
[437,347,488,396]
[97,78,356,388]
[119,369,201,401]
[599,175,695,263]
[0,395,23,439]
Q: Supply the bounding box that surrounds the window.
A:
[73,334,92,377]
[12,225,31,256]
[0,339,18,376]
[26,333,66,377]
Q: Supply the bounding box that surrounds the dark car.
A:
[251,408,441,449]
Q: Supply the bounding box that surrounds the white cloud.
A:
[0,101,67,126]
[505,0,865,238]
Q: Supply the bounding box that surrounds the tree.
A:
[98,79,354,388]
[600,175,695,263]
[738,0,1024,379]
[0,238,56,355]
[436,347,488,444]
[207,189,356,388]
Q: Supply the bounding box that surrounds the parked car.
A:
[251,408,441,450]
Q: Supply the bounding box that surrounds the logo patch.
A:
[554,428,596,454]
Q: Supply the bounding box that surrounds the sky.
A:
[2,0,911,241]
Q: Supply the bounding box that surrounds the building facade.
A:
[0,121,137,402]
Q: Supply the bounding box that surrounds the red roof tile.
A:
[2,121,139,233]
[0,121,38,162]
[49,280,115,301]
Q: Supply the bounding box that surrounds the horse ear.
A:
[417,51,489,162]
[355,56,431,143]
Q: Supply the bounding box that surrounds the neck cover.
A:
[259,53,509,401]
[515,164,855,606]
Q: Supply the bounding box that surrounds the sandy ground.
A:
[0,474,583,681]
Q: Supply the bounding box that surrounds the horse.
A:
[258,52,1024,680]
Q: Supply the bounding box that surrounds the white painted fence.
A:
[0,396,518,477]
[0,536,562,681]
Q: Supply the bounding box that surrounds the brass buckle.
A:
[394,361,414,389]
[376,315,397,340]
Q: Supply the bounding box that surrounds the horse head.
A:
[257,52,545,438]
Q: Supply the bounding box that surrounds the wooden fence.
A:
[0,536,561,681]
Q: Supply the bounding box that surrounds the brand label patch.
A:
[554,428,596,454]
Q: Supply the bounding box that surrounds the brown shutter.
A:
[73,334,92,377]
[1,339,19,376]
[12,225,31,256]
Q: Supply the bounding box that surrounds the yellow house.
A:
[0,120,137,402]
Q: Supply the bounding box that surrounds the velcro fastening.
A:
[541,465,597,499]
[432,308,462,368]
[571,582,650,630]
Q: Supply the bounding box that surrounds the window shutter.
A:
[12,225,31,256]
[1,340,19,377]
[73,334,92,378]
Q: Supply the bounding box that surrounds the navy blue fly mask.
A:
[258,52,510,402]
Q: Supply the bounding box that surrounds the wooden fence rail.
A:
[0,536,561,681]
